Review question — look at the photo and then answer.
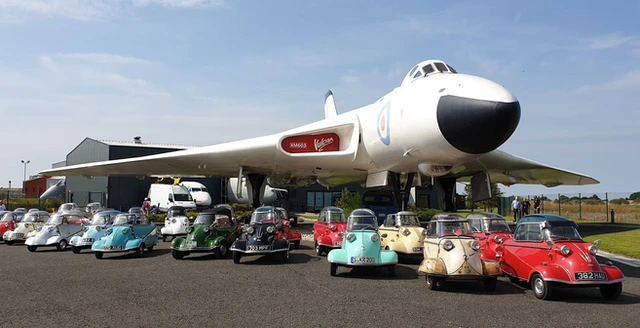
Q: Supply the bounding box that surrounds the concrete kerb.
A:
[597,250,640,268]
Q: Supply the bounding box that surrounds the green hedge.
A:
[415,208,444,222]
[0,198,64,212]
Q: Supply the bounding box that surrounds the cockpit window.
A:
[408,65,418,77]
[446,64,457,73]
[423,64,435,75]
[434,62,448,73]
[413,70,423,78]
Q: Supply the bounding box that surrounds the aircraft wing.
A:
[450,149,599,187]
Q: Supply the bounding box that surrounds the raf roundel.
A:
[377,102,391,146]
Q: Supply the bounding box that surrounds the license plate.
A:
[82,238,94,243]
[350,256,375,264]
[412,247,423,252]
[248,245,271,251]
[187,241,197,248]
[14,233,24,238]
[575,271,607,280]
[334,241,342,247]
[104,245,122,250]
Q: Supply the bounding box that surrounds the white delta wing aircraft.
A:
[41,60,598,210]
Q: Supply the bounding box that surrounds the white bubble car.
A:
[3,211,50,245]
[24,213,85,252]
[160,206,191,242]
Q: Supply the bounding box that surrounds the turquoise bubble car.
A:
[92,213,158,259]
[327,208,398,277]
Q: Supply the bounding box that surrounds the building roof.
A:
[96,139,201,149]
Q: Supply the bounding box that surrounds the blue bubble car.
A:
[92,213,158,259]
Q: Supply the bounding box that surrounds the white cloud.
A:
[132,0,224,8]
[575,70,640,93]
[341,72,359,84]
[584,32,634,50]
[54,53,155,65]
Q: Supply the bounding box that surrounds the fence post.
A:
[579,193,582,221]
[605,192,609,223]
[558,193,561,216]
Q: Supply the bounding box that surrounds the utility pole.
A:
[21,160,30,194]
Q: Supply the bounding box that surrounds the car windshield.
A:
[347,215,378,231]
[250,211,277,225]
[328,212,347,223]
[191,187,201,192]
[46,215,64,225]
[545,225,582,240]
[397,214,420,226]
[1,213,15,222]
[113,214,135,226]
[484,219,511,233]
[58,204,75,212]
[90,213,112,225]
[437,220,472,237]
[168,208,186,218]
[194,213,215,225]
[22,213,37,222]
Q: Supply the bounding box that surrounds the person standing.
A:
[522,198,531,216]
[142,197,151,216]
[0,200,5,211]
[533,195,541,213]
[511,196,521,222]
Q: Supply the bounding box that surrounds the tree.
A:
[464,182,503,211]
[335,188,362,216]
[610,198,629,205]
[629,192,640,200]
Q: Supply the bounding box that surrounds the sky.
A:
[1,0,639,198]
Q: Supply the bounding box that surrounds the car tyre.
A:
[215,243,228,259]
[484,277,498,292]
[233,251,241,264]
[426,275,439,290]
[57,239,67,251]
[72,246,81,254]
[388,265,396,277]
[95,252,103,259]
[27,245,37,252]
[5,241,14,246]
[600,282,622,300]
[531,273,552,300]
[330,263,338,276]
[136,244,145,258]
[172,249,185,260]
[315,242,323,256]
[147,246,154,251]
[162,235,167,242]
[293,240,300,249]
[281,251,290,263]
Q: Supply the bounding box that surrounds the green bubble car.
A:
[171,206,241,260]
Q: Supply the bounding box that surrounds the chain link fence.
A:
[499,192,640,223]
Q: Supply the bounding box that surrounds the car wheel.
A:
[172,249,185,260]
[57,239,67,251]
[426,275,439,290]
[294,240,300,249]
[484,277,498,292]
[95,252,103,259]
[600,282,622,300]
[330,263,338,276]
[315,242,323,256]
[5,241,13,246]
[147,246,154,251]
[388,265,396,277]
[531,273,552,300]
[233,251,241,264]
[215,244,228,259]
[72,246,81,254]
[162,235,166,242]
[281,251,290,263]
[136,244,145,258]
[27,245,37,252]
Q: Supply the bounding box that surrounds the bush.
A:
[0,198,64,212]
[610,198,629,205]
[335,188,362,216]
[415,208,444,222]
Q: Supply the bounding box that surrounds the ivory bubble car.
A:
[1,212,23,240]
[161,206,191,242]
[92,214,159,259]
[230,206,291,263]
[418,213,501,291]
[497,214,624,300]
[24,213,85,252]
[379,211,425,257]
[327,209,398,277]
[466,212,513,261]
[171,206,242,259]
[313,206,347,256]
[69,210,120,253]
[3,211,50,245]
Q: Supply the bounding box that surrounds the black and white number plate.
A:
[248,245,271,251]
[82,238,94,243]
[574,271,607,280]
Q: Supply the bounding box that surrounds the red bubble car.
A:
[466,212,513,261]
[497,214,624,300]
[313,207,347,256]
[275,207,301,249]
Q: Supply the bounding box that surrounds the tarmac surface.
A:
[1,223,639,328]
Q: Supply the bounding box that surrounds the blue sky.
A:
[1,0,639,198]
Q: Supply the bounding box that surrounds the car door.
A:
[314,209,327,242]
[378,214,397,247]
[503,223,546,279]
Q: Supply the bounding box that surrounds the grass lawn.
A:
[583,229,640,259]
[300,214,318,221]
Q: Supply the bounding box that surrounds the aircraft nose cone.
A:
[437,95,520,154]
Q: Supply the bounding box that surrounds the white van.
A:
[147,184,197,212]
[179,181,212,208]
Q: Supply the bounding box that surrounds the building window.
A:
[306,191,342,212]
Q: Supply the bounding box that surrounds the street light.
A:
[21,160,30,194]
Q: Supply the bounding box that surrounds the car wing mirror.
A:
[545,239,554,246]
[594,239,600,247]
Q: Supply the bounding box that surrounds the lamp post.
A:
[8,180,11,210]
[21,160,30,194]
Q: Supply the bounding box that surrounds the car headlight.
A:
[186,226,193,233]
[422,229,428,236]
[494,235,504,244]
[330,225,337,231]
[246,227,255,235]
[443,240,455,251]
[346,233,356,243]
[470,240,480,251]
[203,226,210,232]
[122,228,128,234]
[588,244,598,255]
[371,234,379,242]
[267,226,275,234]
[402,229,410,236]
[337,232,344,237]
[96,226,102,231]
[560,245,571,256]
[106,229,112,235]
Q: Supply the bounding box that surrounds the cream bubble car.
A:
[3,211,50,245]
[418,213,501,291]
[379,211,425,257]
[24,213,85,252]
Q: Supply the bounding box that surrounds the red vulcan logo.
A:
[282,133,340,153]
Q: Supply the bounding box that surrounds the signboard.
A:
[281,133,340,153]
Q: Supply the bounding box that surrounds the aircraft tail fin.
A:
[324,90,337,119]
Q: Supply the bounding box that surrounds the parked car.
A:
[0,212,22,240]
[160,206,190,242]
[24,213,85,252]
[418,213,501,291]
[3,211,50,245]
[92,213,159,259]
[379,211,425,257]
[275,207,301,249]
[128,207,143,216]
[69,210,120,253]
[327,208,398,277]
[57,203,80,213]
[171,206,242,260]
[466,212,513,261]
[496,214,625,300]
[28,208,39,213]
[84,202,103,215]
[313,206,347,256]
[230,206,291,264]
